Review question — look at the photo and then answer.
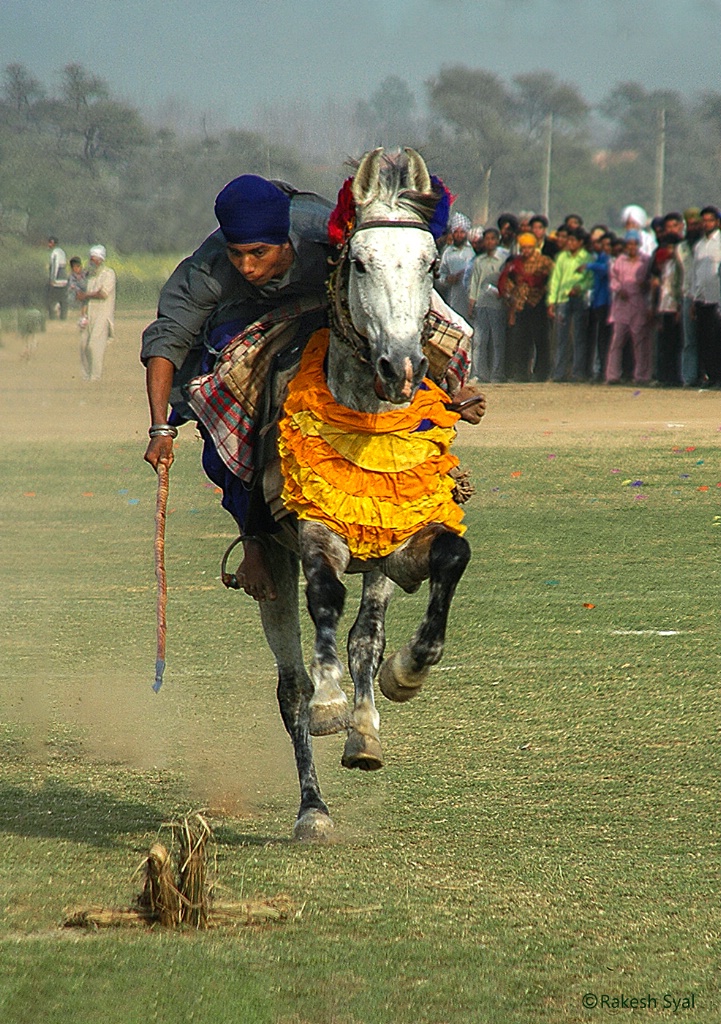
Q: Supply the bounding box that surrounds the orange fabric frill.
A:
[278,329,465,559]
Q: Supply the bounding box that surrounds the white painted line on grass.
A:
[611,629,681,636]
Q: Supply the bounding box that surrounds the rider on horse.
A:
[142,174,333,599]
[142,166,484,603]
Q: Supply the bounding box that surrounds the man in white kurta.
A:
[437,213,474,318]
[79,245,116,381]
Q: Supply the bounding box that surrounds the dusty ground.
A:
[2,311,720,447]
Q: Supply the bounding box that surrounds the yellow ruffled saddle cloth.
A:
[277,329,465,560]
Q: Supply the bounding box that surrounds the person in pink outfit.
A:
[605,231,652,384]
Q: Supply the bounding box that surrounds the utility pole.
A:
[654,106,666,217]
[541,111,553,219]
[477,165,492,225]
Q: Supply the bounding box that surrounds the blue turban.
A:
[214,175,291,245]
[624,229,641,242]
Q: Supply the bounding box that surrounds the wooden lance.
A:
[153,462,170,692]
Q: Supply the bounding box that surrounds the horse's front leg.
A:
[379,526,471,702]
[257,539,333,841]
[299,520,352,736]
[342,569,395,771]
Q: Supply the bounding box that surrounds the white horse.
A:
[258,148,472,839]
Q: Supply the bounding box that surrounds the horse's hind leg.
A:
[379,529,470,702]
[342,570,394,771]
[258,539,333,841]
[299,521,352,737]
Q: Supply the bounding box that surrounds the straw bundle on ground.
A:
[64,896,295,931]
[63,815,294,932]
[140,841,182,927]
[177,814,211,928]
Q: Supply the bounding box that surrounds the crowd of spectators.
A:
[436,204,721,387]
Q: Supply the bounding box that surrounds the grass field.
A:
[1,313,720,1022]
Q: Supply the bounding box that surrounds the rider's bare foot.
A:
[235,538,276,602]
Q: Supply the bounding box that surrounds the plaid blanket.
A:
[186,301,470,484]
[186,299,327,482]
[426,311,471,394]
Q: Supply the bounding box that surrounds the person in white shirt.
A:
[47,236,68,320]
[620,205,656,257]
[467,228,507,381]
[676,208,703,386]
[437,213,474,317]
[77,245,116,381]
[691,206,721,386]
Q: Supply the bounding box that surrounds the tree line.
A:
[1,62,720,256]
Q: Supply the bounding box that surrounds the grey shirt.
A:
[140,188,333,400]
[467,251,505,311]
[142,232,326,356]
[691,229,721,305]
[437,240,474,318]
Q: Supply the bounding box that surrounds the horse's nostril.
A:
[378,356,394,380]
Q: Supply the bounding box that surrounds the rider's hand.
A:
[144,435,174,471]
[451,383,487,424]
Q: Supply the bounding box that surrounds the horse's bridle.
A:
[326,218,438,365]
[350,218,435,237]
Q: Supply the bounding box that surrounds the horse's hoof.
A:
[378,649,428,703]
[293,809,335,842]
[341,729,384,771]
[309,696,350,736]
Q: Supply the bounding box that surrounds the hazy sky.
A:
[2,0,720,123]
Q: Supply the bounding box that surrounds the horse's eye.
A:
[429,257,439,277]
[352,258,367,275]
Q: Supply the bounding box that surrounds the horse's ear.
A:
[352,148,383,207]
[404,148,431,194]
